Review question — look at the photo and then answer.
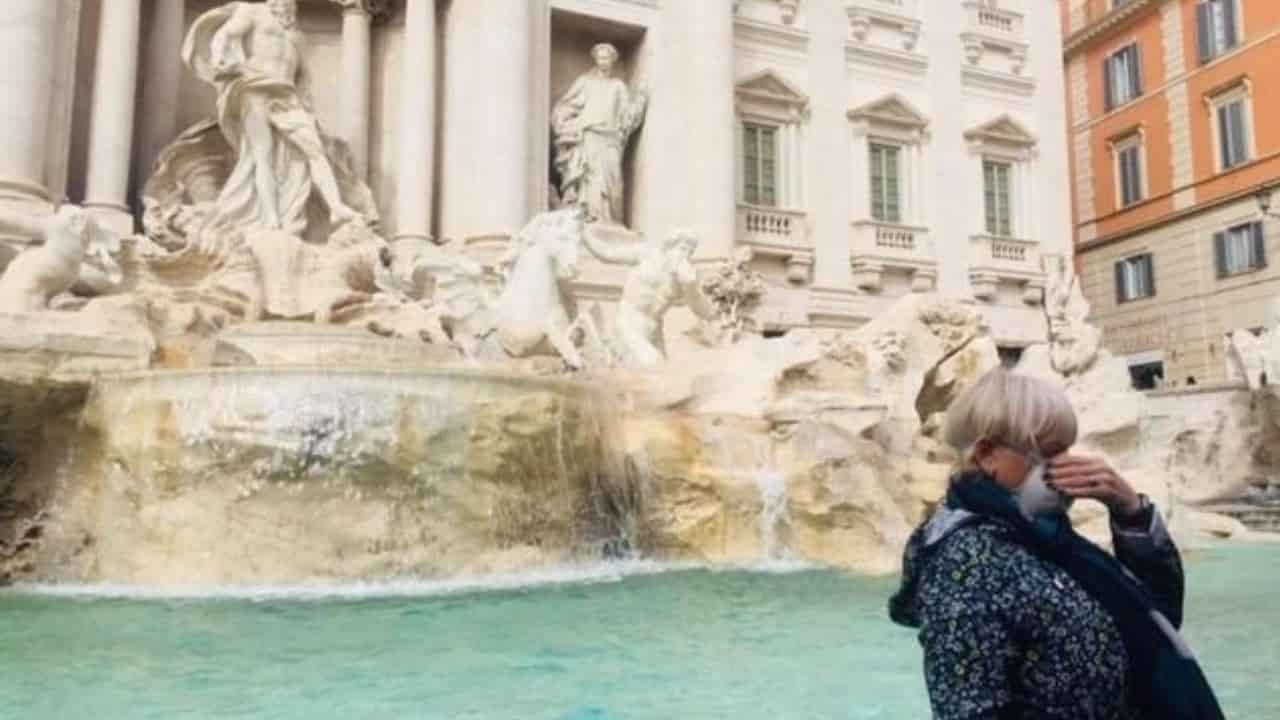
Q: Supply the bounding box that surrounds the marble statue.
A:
[0,205,122,313]
[182,0,361,236]
[1225,329,1268,390]
[493,209,588,369]
[583,228,716,367]
[551,43,647,226]
[1042,254,1102,376]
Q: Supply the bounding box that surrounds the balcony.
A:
[959,1,1029,89]
[737,204,813,284]
[965,1,1023,36]
[845,0,926,75]
[968,234,1042,303]
[849,220,937,293]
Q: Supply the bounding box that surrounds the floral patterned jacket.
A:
[889,502,1184,720]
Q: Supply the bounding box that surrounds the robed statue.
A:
[551,43,648,226]
[181,0,361,237]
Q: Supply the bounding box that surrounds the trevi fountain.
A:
[0,1,1276,717]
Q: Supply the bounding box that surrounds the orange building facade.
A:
[1062,0,1280,387]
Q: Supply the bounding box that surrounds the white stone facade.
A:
[25,0,1070,348]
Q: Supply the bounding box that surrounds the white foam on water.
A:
[1,558,824,602]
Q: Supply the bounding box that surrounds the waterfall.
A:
[754,468,789,561]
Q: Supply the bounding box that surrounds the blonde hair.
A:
[943,368,1078,460]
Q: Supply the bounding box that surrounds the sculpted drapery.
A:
[551,43,647,226]
[181,0,358,238]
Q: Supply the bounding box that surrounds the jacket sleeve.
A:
[1111,505,1185,628]
[917,530,1021,720]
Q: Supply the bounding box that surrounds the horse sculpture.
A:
[493,208,586,369]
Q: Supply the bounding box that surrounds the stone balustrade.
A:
[968,233,1042,304]
[968,3,1022,35]
[849,220,936,293]
[736,204,812,284]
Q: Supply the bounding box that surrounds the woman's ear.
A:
[971,439,997,473]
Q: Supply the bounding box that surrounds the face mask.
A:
[1014,460,1073,519]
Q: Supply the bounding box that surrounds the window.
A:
[869,143,902,223]
[1129,361,1164,390]
[1114,253,1155,303]
[1114,137,1144,207]
[1214,94,1251,170]
[1214,221,1266,278]
[983,160,1013,237]
[743,122,778,207]
[1104,44,1142,110]
[1197,0,1240,64]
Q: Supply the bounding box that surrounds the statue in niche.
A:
[551,43,648,226]
[582,228,716,367]
[181,0,367,237]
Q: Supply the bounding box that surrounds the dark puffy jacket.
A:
[890,501,1184,720]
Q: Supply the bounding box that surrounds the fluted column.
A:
[84,0,144,235]
[683,0,736,261]
[0,1,64,215]
[332,0,376,179]
[440,0,533,242]
[395,0,436,242]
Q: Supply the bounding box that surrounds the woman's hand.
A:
[1047,453,1142,518]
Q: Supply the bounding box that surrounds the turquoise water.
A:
[1,545,1276,719]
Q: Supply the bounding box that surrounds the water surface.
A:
[1,545,1275,719]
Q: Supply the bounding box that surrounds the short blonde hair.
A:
[943,368,1078,459]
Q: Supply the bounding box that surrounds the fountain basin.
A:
[31,367,630,586]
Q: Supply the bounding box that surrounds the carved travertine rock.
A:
[699,246,767,346]
[551,43,647,226]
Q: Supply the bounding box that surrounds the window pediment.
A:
[735,70,810,120]
[847,94,929,132]
[964,115,1037,150]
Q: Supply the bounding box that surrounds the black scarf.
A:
[944,474,1225,720]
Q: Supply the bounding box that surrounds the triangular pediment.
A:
[847,93,928,129]
[735,70,809,109]
[964,114,1037,146]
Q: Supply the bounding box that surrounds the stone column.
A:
[683,0,736,262]
[332,0,375,179]
[440,0,533,243]
[0,1,64,217]
[137,0,188,185]
[84,0,144,236]
[395,0,436,242]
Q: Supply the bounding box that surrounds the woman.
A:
[889,369,1223,720]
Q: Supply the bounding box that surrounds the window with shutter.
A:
[1216,221,1267,278]
[742,122,778,207]
[1116,141,1144,207]
[1216,96,1250,170]
[1198,0,1240,64]
[983,160,1012,237]
[1116,254,1155,302]
[1105,45,1142,110]
[869,143,902,223]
